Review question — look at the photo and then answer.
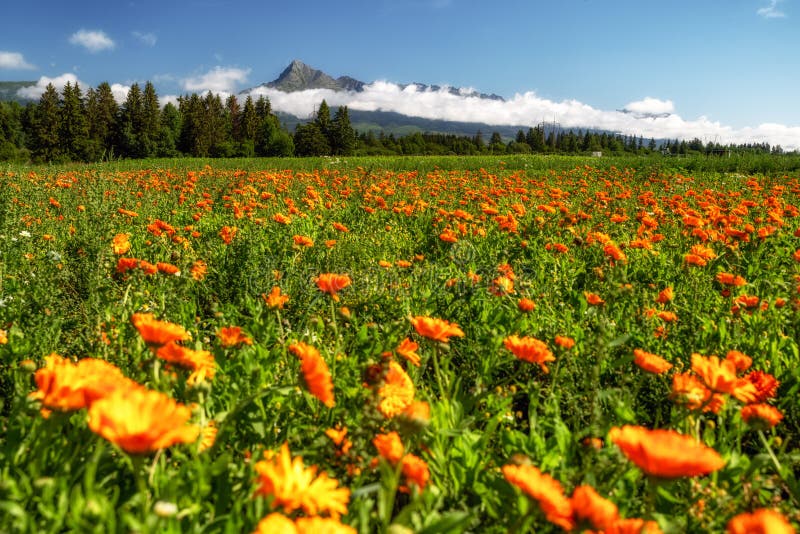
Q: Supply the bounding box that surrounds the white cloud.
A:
[132,31,157,47]
[758,0,786,18]
[182,66,251,94]
[622,97,674,116]
[69,29,115,53]
[110,83,131,104]
[16,73,86,99]
[0,51,35,70]
[240,81,800,151]
[159,94,180,108]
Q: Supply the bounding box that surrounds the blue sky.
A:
[2,0,798,147]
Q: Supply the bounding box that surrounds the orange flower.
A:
[332,222,349,232]
[217,326,253,347]
[138,260,158,275]
[399,400,431,428]
[31,354,133,411]
[740,403,784,430]
[315,273,351,302]
[116,257,139,274]
[156,262,180,276]
[633,349,672,374]
[518,298,536,312]
[609,425,726,478]
[725,350,752,373]
[185,261,205,282]
[439,228,458,243]
[717,272,747,287]
[691,353,758,403]
[570,484,619,531]
[489,275,515,296]
[87,386,200,454]
[295,517,357,534]
[502,463,574,531]
[199,421,218,453]
[585,292,605,305]
[289,342,335,408]
[263,286,290,309]
[744,371,780,402]
[131,313,190,348]
[656,311,678,322]
[156,342,216,385]
[377,361,414,418]
[395,338,421,367]
[603,243,627,263]
[604,518,664,534]
[252,513,297,534]
[554,336,575,350]
[0,329,7,345]
[400,453,430,492]
[254,442,350,518]
[410,316,465,343]
[670,372,721,412]
[111,233,131,255]
[655,287,673,303]
[219,225,237,244]
[726,508,795,534]
[504,335,555,373]
[373,431,404,465]
[293,235,314,247]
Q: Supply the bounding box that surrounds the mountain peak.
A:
[265,60,360,93]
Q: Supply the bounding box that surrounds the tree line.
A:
[0,81,790,163]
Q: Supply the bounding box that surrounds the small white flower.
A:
[153,501,178,517]
[19,231,31,238]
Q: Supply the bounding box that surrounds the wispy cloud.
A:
[0,51,35,70]
[241,82,800,150]
[16,73,86,99]
[132,31,157,47]
[757,0,786,18]
[69,29,116,53]
[183,66,251,94]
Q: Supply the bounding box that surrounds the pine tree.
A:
[226,95,241,142]
[59,82,89,161]
[157,102,181,157]
[87,82,119,160]
[141,82,161,158]
[118,83,144,158]
[330,106,356,156]
[294,122,330,156]
[33,83,62,162]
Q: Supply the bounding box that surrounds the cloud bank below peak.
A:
[240,82,800,150]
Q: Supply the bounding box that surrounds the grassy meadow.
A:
[0,154,799,533]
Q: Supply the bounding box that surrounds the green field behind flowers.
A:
[1,154,799,533]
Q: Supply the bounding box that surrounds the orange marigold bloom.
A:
[655,287,674,304]
[438,228,458,243]
[116,257,139,274]
[489,275,515,296]
[604,518,664,534]
[199,420,218,453]
[585,292,605,305]
[554,336,575,349]
[684,254,708,267]
[717,272,747,287]
[504,335,555,373]
[190,260,207,281]
[88,386,200,454]
[263,286,290,309]
[726,508,795,534]
[315,273,351,302]
[295,517,357,534]
[744,371,780,402]
[603,243,627,263]
[691,353,758,403]
[502,463,574,531]
[395,338,421,367]
[131,313,189,348]
[410,316,465,343]
[293,235,314,247]
[252,513,297,534]
[689,244,717,260]
[289,342,335,408]
[401,453,430,492]
[138,260,158,275]
[518,297,536,312]
[217,326,253,347]
[0,329,7,345]
[633,349,673,374]
[117,208,138,217]
[156,342,216,385]
[332,222,349,232]
[254,442,350,519]
[570,484,619,531]
[377,361,414,418]
[609,425,726,478]
[219,225,237,244]
[741,403,784,430]
[373,431,404,465]
[656,310,678,322]
[725,350,752,373]
[399,400,431,428]
[111,233,131,255]
[156,262,180,275]
[31,354,132,411]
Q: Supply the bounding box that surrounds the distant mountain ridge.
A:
[246,59,504,101]
[0,81,37,104]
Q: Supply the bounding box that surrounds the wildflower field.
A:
[1,155,799,533]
